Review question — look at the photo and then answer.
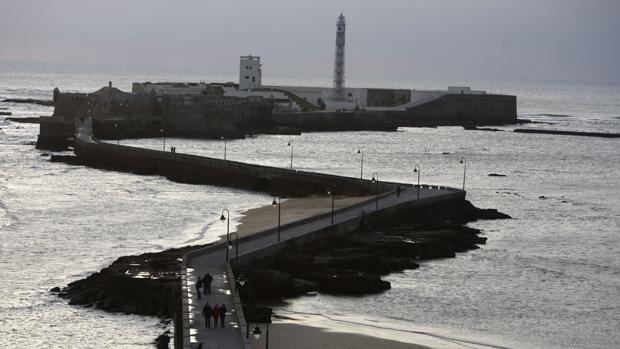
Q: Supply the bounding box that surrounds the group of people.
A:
[195,273,228,330]
[201,302,227,328]
[195,273,213,300]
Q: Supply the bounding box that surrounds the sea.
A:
[0,61,618,349]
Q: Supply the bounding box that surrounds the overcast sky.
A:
[1,0,619,83]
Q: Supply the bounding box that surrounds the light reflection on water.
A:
[118,123,619,349]
[1,71,619,348]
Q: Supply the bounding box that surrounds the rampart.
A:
[398,93,517,125]
[74,118,399,197]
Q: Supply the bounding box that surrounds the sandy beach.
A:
[234,195,373,239]
[250,322,432,349]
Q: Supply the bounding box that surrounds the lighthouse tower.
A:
[333,13,346,101]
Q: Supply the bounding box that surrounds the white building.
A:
[239,55,262,90]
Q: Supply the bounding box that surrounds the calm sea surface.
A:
[1,61,619,348]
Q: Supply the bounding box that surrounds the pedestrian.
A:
[195,276,202,300]
[396,186,401,198]
[204,273,213,295]
[197,343,203,349]
[219,304,227,328]
[211,304,219,328]
[202,303,212,328]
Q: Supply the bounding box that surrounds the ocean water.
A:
[1,61,619,348]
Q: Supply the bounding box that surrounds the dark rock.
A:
[459,200,511,221]
[311,269,391,295]
[49,287,60,293]
[539,195,547,199]
[0,111,11,116]
[2,98,54,106]
[291,278,319,294]
[50,155,85,165]
[155,332,171,349]
[514,128,620,138]
[488,173,506,177]
[7,117,40,123]
[54,244,203,349]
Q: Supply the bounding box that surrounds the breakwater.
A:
[74,118,400,197]
[65,117,512,348]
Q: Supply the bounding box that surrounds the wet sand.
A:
[250,323,432,349]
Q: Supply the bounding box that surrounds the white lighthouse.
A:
[239,55,262,90]
[333,13,346,101]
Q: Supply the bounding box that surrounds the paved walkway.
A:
[185,185,457,349]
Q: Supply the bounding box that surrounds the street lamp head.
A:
[160,128,164,133]
[357,148,361,154]
[252,326,262,339]
[227,242,233,250]
[221,136,224,140]
[237,275,246,286]
[413,168,418,173]
[271,198,277,207]
[371,177,376,183]
[220,214,226,222]
[287,141,291,146]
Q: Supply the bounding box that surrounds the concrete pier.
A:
[73,118,465,348]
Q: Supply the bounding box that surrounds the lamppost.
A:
[413,164,421,200]
[459,157,467,191]
[227,232,239,270]
[287,141,293,170]
[114,122,119,145]
[357,148,364,179]
[220,208,231,261]
[237,275,252,340]
[271,196,281,242]
[327,190,335,225]
[371,172,379,210]
[252,313,272,349]
[221,136,227,160]
[160,128,166,151]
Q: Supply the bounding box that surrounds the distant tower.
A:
[239,55,262,90]
[333,13,346,101]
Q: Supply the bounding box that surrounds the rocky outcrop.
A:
[54,245,204,348]
[514,128,620,138]
[239,201,509,306]
[2,98,54,106]
[7,117,40,123]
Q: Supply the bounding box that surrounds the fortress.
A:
[37,13,517,150]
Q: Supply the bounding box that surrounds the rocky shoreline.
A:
[51,245,205,348]
[237,201,509,315]
[52,200,508,347]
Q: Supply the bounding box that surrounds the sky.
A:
[1,0,619,83]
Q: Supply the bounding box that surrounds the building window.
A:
[245,76,249,79]
[348,92,353,97]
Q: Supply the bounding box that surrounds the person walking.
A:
[201,303,212,328]
[195,276,202,300]
[204,273,213,295]
[211,304,219,328]
[219,304,227,328]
